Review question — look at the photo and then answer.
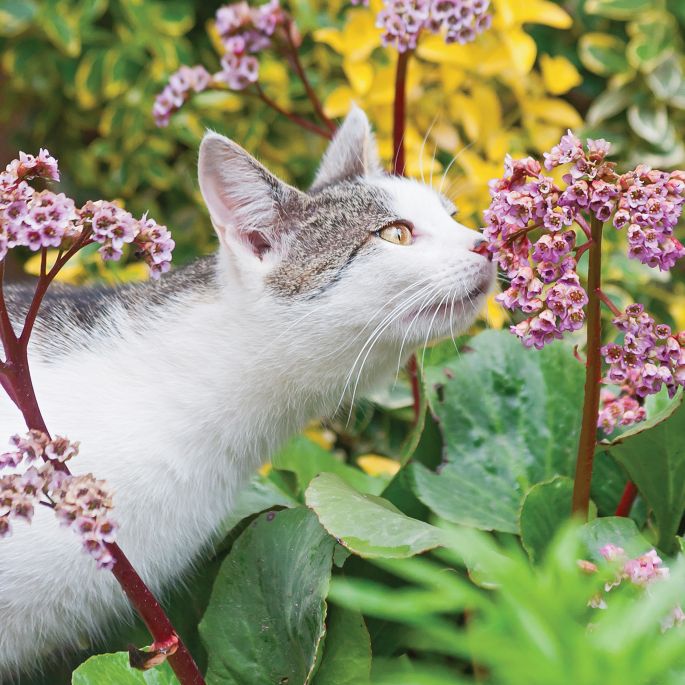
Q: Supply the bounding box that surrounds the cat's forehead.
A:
[266,177,453,298]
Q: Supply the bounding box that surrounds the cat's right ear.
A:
[198,132,305,260]
[310,106,382,192]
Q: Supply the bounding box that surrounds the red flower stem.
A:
[391,49,420,421]
[254,86,332,140]
[571,217,604,519]
[574,240,593,260]
[615,481,638,517]
[283,19,336,134]
[0,262,205,684]
[596,288,621,317]
[392,51,410,176]
[576,214,592,239]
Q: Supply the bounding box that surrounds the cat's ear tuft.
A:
[198,132,304,259]
[310,106,382,192]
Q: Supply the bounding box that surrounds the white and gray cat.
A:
[0,108,494,678]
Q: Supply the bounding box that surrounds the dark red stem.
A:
[0,260,205,684]
[615,481,638,517]
[254,85,332,140]
[596,288,621,317]
[571,217,604,518]
[392,51,410,176]
[283,18,336,134]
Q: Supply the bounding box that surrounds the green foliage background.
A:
[4,0,685,683]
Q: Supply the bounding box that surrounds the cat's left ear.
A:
[198,132,305,259]
[310,106,382,191]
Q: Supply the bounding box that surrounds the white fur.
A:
[0,110,493,678]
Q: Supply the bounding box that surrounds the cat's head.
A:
[198,108,494,368]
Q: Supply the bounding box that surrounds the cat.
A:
[0,107,494,679]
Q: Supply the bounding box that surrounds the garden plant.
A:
[3,0,685,684]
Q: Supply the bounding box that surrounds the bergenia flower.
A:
[377,0,492,53]
[0,432,117,569]
[0,150,174,278]
[484,132,685,431]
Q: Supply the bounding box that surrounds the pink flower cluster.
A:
[377,0,492,52]
[153,1,285,127]
[614,166,685,271]
[599,544,669,588]
[152,65,212,127]
[597,387,646,435]
[216,0,284,90]
[0,150,174,278]
[602,304,685,400]
[483,152,589,349]
[0,432,117,569]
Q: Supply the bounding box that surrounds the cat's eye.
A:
[378,222,413,246]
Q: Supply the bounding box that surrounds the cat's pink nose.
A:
[471,238,492,260]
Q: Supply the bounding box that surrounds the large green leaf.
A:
[0,0,37,36]
[200,507,335,685]
[519,477,575,564]
[410,330,584,533]
[586,0,655,19]
[604,395,685,553]
[578,33,629,77]
[580,517,652,562]
[274,435,385,496]
[72,653,178,684]
[306,473,444,558]
[626,13,677,73]
[312,607,371,685]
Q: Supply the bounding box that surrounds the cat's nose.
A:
[471,238,492,260]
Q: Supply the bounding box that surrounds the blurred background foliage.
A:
[4,1,685,683]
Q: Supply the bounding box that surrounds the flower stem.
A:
[253,85,332,139]
[0,266,205,684]
[391,49,420,421]
[571,217,604,519]
[596,288,621,317]
[283,18,336,134]
[615,481,638,517]
[392,51,410,176]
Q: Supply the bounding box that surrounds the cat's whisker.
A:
[438,141,474,198]
[419,113,439,185]
[335,284,435,418]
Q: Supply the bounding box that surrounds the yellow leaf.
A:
[502,29,537,74]
[357,455,401,477]
[450,94,481,142]
[471,84,502,141]
[510,0,573,28]
[24,251,87,284]
[480,293,508,329]
[115,262,149,283]
[540,54,582,95]
[314,27,345,54]
[323,85,354,119]
[525,97,583,128]
[343,57,374,96]
[304,424,336,450]
[258,463,273,476]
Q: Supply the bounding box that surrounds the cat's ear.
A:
[310,106,382,191]
[198,132,305,259]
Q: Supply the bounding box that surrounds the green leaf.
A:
[38,0,81,57]
[312,607,371,685]
[626,13,677,72]
[74,49,106,109]
[646,56,683,99]
[0,0,37,36]
[604,395,685,552]
[410,330,584,534]
[305,473,444,558]
[627,103,669,145]
[217,473,298,537]
[580,516,652,562]
[585,0,653,19]
[72,653,178,684]
[200,507,335,685]
[585,87,633,126]
[520,477,575,563]
[274,435,385,496]
[578,33,629,77]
